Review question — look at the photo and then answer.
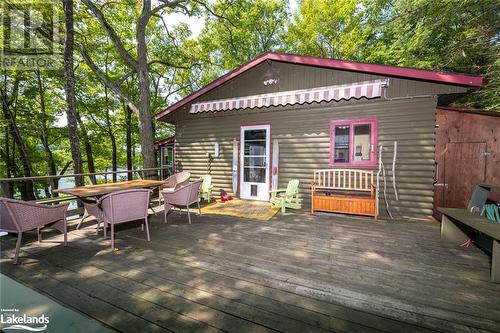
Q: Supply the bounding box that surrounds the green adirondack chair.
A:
[199,175,214,202]
[269,179,302,213]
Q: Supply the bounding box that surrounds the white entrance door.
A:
[240,124,271,201]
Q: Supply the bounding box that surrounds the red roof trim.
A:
[155,52,483,120]
[154,136,175,149]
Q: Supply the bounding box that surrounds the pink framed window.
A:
[330,117,378,167]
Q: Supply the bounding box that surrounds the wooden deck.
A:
[1,210,500,333]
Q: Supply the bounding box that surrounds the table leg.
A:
[441,215,469,244]
[148,186,159,215]
[76,209,89,230]
[492,240,500,283]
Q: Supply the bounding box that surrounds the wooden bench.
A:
[438,207,500,283]
[311,169,378,219]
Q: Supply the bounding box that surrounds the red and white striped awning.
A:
[189,79,389,114]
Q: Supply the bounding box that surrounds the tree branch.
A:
[193,0,236,27]
[116,71,135,86]
[148,59,200,70]
[78,43,139,114]
[152,0,187,16]
[81,0,138,70]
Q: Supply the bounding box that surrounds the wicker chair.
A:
[162,180,202,224]
[98,189,152,250]
[158,171,191,205]
[0,198,68,264]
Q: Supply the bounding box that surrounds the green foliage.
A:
[286,0,499,109]
[369,0,499,109]
[286,0,372,60]
[197,0,289,78]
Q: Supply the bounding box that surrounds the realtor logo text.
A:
[1,309,49,332]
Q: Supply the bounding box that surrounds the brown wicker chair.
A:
[0,198,68,264]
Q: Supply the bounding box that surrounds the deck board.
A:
[143,229,500,317]
[1,211,500,333]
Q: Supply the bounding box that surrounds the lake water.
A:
[48,170,134,220]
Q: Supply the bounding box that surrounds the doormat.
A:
[201,199,279,221]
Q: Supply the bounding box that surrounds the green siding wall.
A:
[174,97,438,219]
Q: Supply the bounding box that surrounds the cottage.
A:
[155,52,483,219]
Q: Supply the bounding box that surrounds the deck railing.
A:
[0,167,170,219]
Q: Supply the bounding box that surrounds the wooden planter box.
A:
[312,193,376,217]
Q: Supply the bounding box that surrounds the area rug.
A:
[201,199,279,221]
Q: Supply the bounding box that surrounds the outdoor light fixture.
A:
[214,142,220,157]
[262,60,279,86]
[263,78,278,86]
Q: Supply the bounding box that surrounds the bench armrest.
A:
[270,189,286,193]
[269,189,288,193]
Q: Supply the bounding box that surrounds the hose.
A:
[481,204,500,222]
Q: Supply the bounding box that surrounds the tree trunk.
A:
[7,136,15,197]
[0,132,15,198]
[76,112,96,184]
[104,80,117,183]
[63,0,84,186]
[125,103,133,180]
[4,114,35,200]
[110,133,117,182]
[136,0,157,179]
[36,71,59,197]
[80,0,157,178]
[8,141,30,200]
[1,74,36,200]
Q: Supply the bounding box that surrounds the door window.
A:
[243,129,267,183]
[240,124,271,201]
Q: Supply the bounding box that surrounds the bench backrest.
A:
[313,169,374,192]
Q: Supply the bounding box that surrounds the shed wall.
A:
[434,108,500,218]
[174,97,438,219]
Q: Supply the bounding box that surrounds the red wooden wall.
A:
[434,107,500,219]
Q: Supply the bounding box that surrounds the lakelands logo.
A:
[0,1,63,70]
[1,308,49,332]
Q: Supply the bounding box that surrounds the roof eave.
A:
[155,52,484,121]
